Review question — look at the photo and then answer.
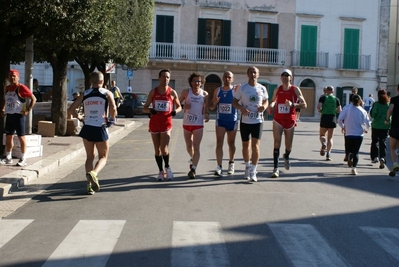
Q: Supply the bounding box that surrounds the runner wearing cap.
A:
[267,69,307,178]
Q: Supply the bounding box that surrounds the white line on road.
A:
[0,219,33,249]
[42,220,126,267]
[268,223,348,267]
[171,221,230,267]
[361,226,399,262]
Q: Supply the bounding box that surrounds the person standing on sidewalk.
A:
[179,72,210,179]
[267,69,307,178]
[68,71,117,195]
[209,71,239,177]
[317,85,342,161]
[1,69,37,166]
[233,66,268,182]
[369,89,390,169]
[338,94,370,175]
[143,69,182,181]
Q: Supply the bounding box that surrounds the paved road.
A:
[1,118,399,267]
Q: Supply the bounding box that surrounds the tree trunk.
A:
[0,43,12,154]
[49,55,69,136]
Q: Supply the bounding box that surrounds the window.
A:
[254,23,270,48]
[197,18,231,60]
[247,22,278,49]
[206,20,222,46]
[300,25,317,66]
[155,15,174,58]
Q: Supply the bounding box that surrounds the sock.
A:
[5,152,11,159]
[229,160,234,164]
[252,164,257,172]
[155,155,163,171]
[284,150,291,159]
[20,153,25,159]
[245,161,251,168]
[273,148,280,168]
[191,165,197,172]
[162,154,170,168]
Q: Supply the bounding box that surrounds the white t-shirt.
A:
[183,89,205,126]
[234,83,268,124]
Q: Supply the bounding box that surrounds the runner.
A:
[179,72,210,179]
[143,69,182,181]
[385,85,399,176]
[209,71,239,176]
[232,66,268,182]
[267,69,307,178]
[317,85,342,161]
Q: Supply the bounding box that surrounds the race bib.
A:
[186,113,199,123]
[218,103,232,114]
[154,100,170,112]
[6,102,16,110]
[278,104,290,114]
[248,111,262,120]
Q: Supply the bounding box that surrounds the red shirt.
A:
[273,85,297,121]
[5,84,33,98]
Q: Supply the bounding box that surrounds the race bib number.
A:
[186,113,199,123]
[248,111,261,120]
[278,104,290,114]
[154,100,170,112]
[218,103,232,114]
[6,102,16,110]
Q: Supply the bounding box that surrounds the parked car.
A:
[118,92,151,118]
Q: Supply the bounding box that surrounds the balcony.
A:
[335,53,371,71]
[290,50,329,68]
[149,42,286,65]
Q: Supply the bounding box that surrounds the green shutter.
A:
[343,28,359,69]
[247,22,255,47]
[300,25,317,66]
[270,24,279,49]
[221,20,231,46]
[197,18,207,45]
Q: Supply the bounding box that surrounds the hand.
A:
[171,110,176,116]
[285,99,292,107]
[212,97,220,106]
[257,105,266,112]
[205,113,210,122]
[150,108,158,115]
[106,118,115,128]
[233,84,241,91]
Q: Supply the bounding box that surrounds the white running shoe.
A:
[227,162,235,175]
[351,168,358,175]
[244,166,251,181]
[0,157,13,164]
[271,168,279,178]
[166,167,173,180]
[214,165,222,176]
[157,171,165,181]
[250,171,257,182]
[17,158,27,167]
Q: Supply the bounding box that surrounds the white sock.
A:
[245,161,251,167]
[5,152,11,159]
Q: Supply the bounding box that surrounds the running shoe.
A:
[0,157,13,164]
[326,153,332,161]
[87,184,95,195]
[157,171,165,181]
[86,171,100,192]
[214,165,222,177]
[379,158,385,169]
[347,153,354,168]
[283,154,290,170]
[165,167,173,180]
[389,163,399,177]
[188,169,196,179]
[320,144,326,156]
[371,157,379,163]
[351,168,358,175]
[244,166,251,181]
[271,168,279,178]
[17,158,27,167]
[250,170,257,182]
[227,162,235,175]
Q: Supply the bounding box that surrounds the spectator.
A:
[33,78,42,102]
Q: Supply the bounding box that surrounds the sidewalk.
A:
[0,119,137,198]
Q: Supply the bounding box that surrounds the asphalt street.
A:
[0,117,399,267]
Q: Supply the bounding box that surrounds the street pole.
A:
[25,36,34,134]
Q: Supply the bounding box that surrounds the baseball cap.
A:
[281,69,292,76]
[9,69,19,77]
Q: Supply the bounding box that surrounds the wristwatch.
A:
[291,103,295,107]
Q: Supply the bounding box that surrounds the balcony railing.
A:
[335,53,371,71]
[149,42,286,65]
[290,50,329,68]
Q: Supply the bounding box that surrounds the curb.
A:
[0,121,138,198]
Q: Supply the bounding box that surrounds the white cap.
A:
[281,69,292,76]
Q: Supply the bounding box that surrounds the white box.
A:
[3,134,42,147]
[12,145,43,159]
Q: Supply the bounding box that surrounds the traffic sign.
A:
[127,69,133,80]
[105,63,116,73]
[127,86,132,92]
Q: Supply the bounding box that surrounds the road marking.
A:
[42,220,126,267]
[268,223,348,267]
[361,226,399,261]
[0,219,33,249]
[171,221,230,267]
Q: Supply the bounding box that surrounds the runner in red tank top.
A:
[267,69,307,178]
[143,69,182,181]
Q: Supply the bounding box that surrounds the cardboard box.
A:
[38,121,55,137]
[12,145,43,159]
[33,115,47,127]
[66,119,79,136]
[3,134,42,147]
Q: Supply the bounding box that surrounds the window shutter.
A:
[197,18,207,45]
[247,22,255,47]
[270,23,279,49]
[221,20,231,46]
